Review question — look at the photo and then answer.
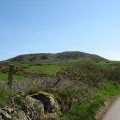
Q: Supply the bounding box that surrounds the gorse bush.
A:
[58,61,104,86]
[58,61,120,86]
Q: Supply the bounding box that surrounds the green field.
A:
[25,62,64,75]
[1,60,120,119]
[0,72,27,81]
[0,62,66,80]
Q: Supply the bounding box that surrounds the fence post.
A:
[7,64,14,89]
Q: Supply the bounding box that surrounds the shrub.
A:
[58,61,104,86]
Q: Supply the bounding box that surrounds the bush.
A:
[58,61,104,86]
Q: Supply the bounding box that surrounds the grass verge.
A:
[0,88,13,107]
[58,81,120,120]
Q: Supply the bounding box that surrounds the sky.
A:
[0,0,120,61]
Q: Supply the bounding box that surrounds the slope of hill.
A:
[2,51,107,63]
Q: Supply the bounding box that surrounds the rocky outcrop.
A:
[0,108,12,120]
[24,91,60,120]
[0,91,60,120]
[0,107,30,120]
[25,96,44,119]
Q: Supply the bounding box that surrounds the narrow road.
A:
[102,96,120,120]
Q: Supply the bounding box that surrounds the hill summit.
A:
[3,51,107,63]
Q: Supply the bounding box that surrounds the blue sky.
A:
[0,0,120,60]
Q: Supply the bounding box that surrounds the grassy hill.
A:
[2,51,107,64]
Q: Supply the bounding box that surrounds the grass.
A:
[55,60,120,120]
[1,60,120,119]
[0,88,13,107]
[58,81,120,120]
[13,74,27,81]
[0,72,27,81]
[0,62,64,81]
[0,72,7,81]
[25,62,65,75]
